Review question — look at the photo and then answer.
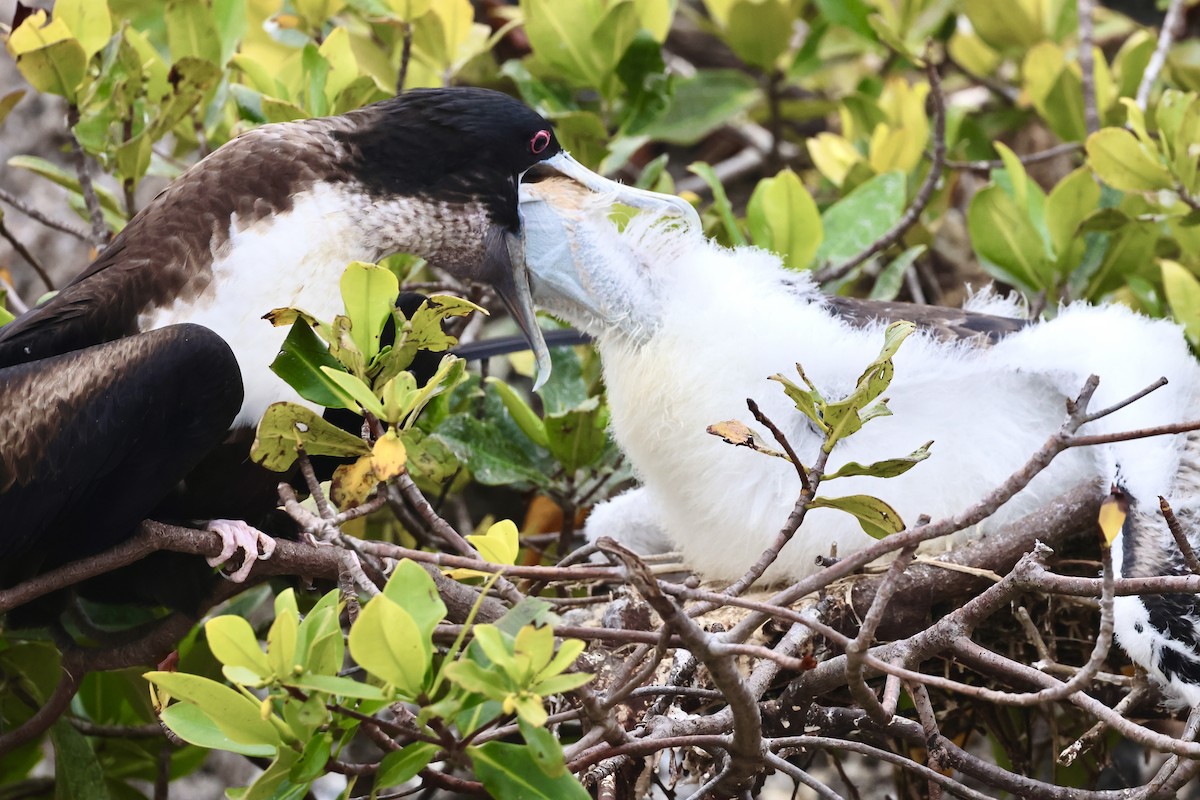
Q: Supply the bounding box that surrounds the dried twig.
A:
[1137,0,1188,111]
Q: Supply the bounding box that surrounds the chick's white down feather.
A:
[521,176,1200,704]
[521,179,1200,581]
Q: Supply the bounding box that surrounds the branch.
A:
[0,213,54,291]
[65,105,111,248]
[0,184,91,241]
[1137,0,1188,111]
[1077,0,1100,136]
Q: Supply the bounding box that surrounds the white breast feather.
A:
[138,184,377,428]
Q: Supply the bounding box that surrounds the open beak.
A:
[505,151,699,389]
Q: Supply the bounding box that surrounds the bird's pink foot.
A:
[206,519,276,582]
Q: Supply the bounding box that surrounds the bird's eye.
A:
[529,129,552,155]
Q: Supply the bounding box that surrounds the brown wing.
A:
[824,295,1029,346]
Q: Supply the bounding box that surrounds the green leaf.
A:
[320,368,388,419]
[487,378,549,448]
[290,733,332,783]
[7,155,124,218]
[383,559,447,644]
[519,716,567,777]
[544,398,608,473]
[688,161,745,245]
[206,616,272,681]
[815,171,907,267]
[348,596,428,696]
[1162,260,1200,346]
[144,671,282,747]
[378,741,440,788]
[724,0,792,70]
[268,598,299,679]
[1045,167,1101,258]
[165,0,222,64]
[1086,128,1174,193]
[470,741,590,800]
[340,261,399,363]
[825,441,933,480]
[810,494,906,539]
[286,672,387,700]
[746,168,823,271]
[51,720,112,800]
[637,69,759,146]
[443,659,508,697]
[0,90,25,128]
[967,184,1053,292]
[869,245,925,301]
[159,703,277,757]
[813,0,874,39]
[770,371,827,432]
[251,402,371,472]
[521,0,605,86]
[271,320,359,410]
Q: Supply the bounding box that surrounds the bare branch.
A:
[1137,0,1188,111]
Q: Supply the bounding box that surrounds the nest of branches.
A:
[4,371,1200,800]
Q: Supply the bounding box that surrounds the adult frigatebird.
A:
[519,176,1200,704]
[0,88,692,611]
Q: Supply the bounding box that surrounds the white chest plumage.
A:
[138,184,374,428]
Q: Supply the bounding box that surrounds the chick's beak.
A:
[536,151,702,229]
[504,150,698,390]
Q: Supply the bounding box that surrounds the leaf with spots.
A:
[251,402,371,472]
[810,494,905,539]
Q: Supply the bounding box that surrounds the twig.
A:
[1137,0,1188,111]
[1058,677,1155,765]
[394,471,524,605]
[769,736,994,800]
[815,57,945,283]
[599,538,764,794]
[0,214,54,291]
[397,22,414,94]
[845,546,917,724]
[0,184,90,241]
[66,105,110,248]
[943,142,1083,172]
[747,398,809,492]
[762,753,840,800]
[1077,0,1100,136]
[1159,496,1200,575]
[0,271,30,313]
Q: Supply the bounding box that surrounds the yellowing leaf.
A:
[5,10,87,100]
[1098,493,1128,547]
[251,402,371,472]
[470,519,520,566]
[54,0,112,59]
[807,133,864,188]
[371,429,408,481]
[331,455,378,509]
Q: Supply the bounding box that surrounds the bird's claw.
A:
[206,519,276,582]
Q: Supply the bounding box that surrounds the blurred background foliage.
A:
[4,0,1200,796]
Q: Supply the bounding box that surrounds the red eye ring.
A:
[530,129,552,154]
